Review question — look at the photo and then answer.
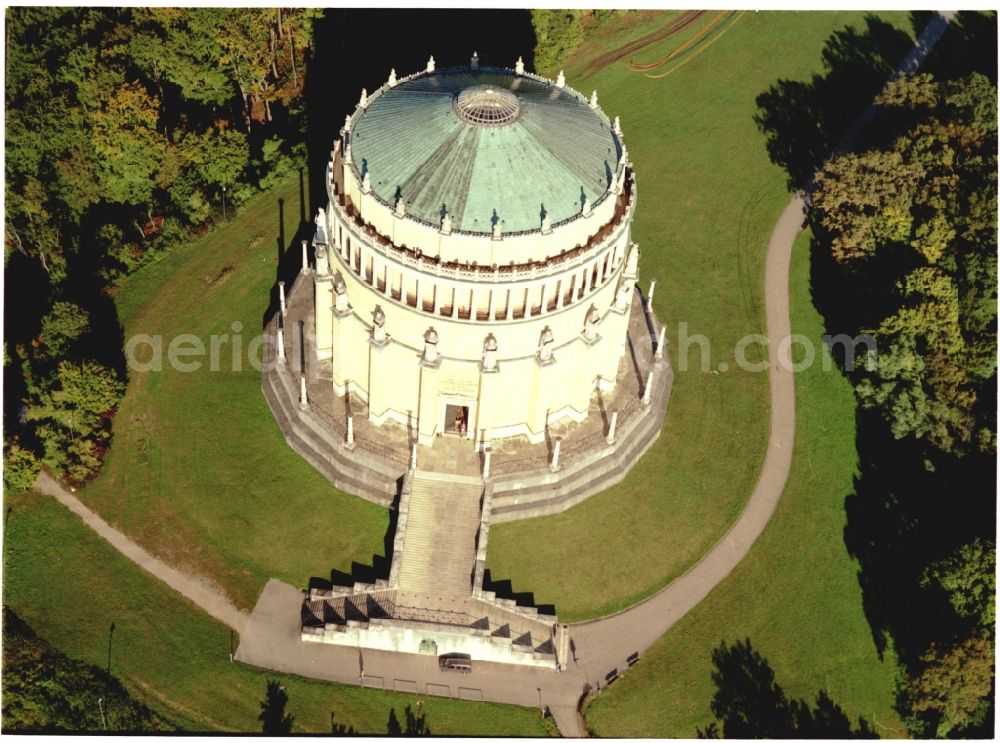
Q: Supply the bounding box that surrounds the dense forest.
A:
[4,8,320,487]
[811,68,996,737]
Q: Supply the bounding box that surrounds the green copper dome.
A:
[348,68,622,235]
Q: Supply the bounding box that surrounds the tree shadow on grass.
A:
[753,15,913,188]
[760,6,998,675]
[916,10,997,83]
[842,408,996,669]
[697,638,877,738]
[387,705,430,736]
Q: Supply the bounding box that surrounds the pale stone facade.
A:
[310,60,640,450]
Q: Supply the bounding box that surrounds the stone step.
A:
[394,474,483,598]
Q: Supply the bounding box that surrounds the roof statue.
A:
[371,305,386,343]
[613,115,622,136]
[589,90,599,109]
[422,327,440,364]
[515,56,525,75]
[538,326,555,362]
[482,333,498,370]
[358,88,368,107]
[583,304,600,341]
[471,51,480,70]
[426,55,436,73]
[556,70,566,88]
[388,68,397,86]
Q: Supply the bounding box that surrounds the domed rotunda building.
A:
[311,55,641,450]
[253,54,672,671]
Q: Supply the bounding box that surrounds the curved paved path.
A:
[34,471,249,634]
[35,12,953,737]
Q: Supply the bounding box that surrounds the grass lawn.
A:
[2,489,549,735]
[76,178,388,612]
[486,10,913,621]
[584,231,905,737]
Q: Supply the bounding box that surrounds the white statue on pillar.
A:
[583,305,600,341]
[515,56,525,75]
[422,327,439,365]
[426,55,436,73]
[581,195,592,217]
[315,245,329,275]
[371,305,387,344]
[492,219,502,240]
[471,51,479,70]
[556,70,565,88]
[388,68,397,86]
[334,273,349,313]
[613,115,622,136]
[589,90,599,109]
[395,197,406,218]
[538,326,554,363]
[361,171,371,194]
[358,88,368,107]
[482,333,498,371]
[440,211,452,235]
[541,211,551,234]
[343,114,352,133]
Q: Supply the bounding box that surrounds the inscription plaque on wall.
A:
[438,373,479,399]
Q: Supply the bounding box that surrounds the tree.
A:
[921,539,996,636]
[811,72,997,457]
[2,608,174,732]
[902,634,994,737]
[38,302,90,360]
[92,82,166,207]
[25,360,124,481]
[3,441,40,493]
[530,10,586,75]
[258,680,293,734]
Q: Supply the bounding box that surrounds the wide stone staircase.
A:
[396,473,482,596]
[301,472,562,663]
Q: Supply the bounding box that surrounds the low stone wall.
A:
[302,615,557,668]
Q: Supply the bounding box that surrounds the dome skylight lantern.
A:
[454,86,523,128]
